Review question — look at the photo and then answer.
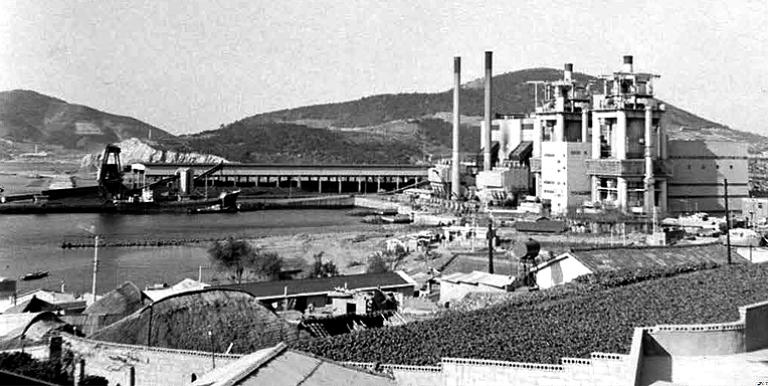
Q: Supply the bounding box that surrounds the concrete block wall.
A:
[637,299,768,385]
[61,334,241,386]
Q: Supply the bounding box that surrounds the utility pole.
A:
[724,179,732,265]
[208,330,216,368]
[91,235,99,305]
[487,221,494,274]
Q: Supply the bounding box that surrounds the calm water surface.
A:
[0,210,379,294]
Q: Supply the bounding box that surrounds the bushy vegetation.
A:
[179,122,422,164]
[291,263,768,365]
[0,351,108,385]
[208,238,283,283]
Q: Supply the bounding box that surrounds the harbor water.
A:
[0,210,381,295]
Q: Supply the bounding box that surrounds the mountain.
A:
[228,68,768,155]
[0,90,176,151]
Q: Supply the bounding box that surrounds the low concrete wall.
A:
[62,334,241,386]
[744,299,768,351]
[644,323,745,356]
[260,194,355,209]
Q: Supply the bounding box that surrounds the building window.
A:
[687,165,691,170]
[716,165,719,169]
[730,165,733,169]
[701,165,705,169]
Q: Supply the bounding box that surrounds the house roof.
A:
[439,271,515,289]
[192,343,394,386]
[89,288,310,353]
[142,278,209,302]
[537,243,743,273]
[217,271,416,300]
[514,220,568,233]
[16,289,77,305]
[2,296,60,314]
[84,282,142,316]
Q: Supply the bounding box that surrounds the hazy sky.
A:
[1,0,766,135]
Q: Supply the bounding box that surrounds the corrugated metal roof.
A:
[193,343,395,386]
[439,271,515,288]
[217,271,415,300]
[569,243,742,272]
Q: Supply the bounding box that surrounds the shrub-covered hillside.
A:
[291,264,768,365]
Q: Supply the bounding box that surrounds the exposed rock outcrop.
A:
[80,137,227,170]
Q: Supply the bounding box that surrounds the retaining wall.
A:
[61,334,241,386]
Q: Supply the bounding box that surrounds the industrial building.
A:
[441,53,748,216]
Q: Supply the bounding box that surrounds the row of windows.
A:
[685,164,734,170]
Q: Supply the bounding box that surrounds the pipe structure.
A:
[644,103,655,214]
[564,63,573,82]
[483,51,493,171]
[452,57,461,199]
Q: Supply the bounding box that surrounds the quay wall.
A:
[354,196,457,226]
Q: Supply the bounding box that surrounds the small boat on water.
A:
[20,270,49,281]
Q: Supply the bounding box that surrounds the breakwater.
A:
[60,237,224,249]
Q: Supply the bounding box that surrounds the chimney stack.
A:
[622,55,634,73]
[483,51,493,171]
[452,57,461,199]
[564,63,573,82]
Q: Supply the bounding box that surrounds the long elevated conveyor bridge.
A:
[140,163,429,193]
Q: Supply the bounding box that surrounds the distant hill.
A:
[230,68,768,155]
[0,90,176,151]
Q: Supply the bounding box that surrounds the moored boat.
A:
[20,270,49,281]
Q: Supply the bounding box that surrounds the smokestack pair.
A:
[451,51,494,198]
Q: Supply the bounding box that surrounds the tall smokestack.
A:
[564,63,573,82]
[452,57,461,199]
[483,51,493,171]
[622,55,634,73]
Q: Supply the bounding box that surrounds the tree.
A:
[251,250,283,281]
[366,253,389,274]
[208,238,257,284]
[208,238,286,283]
[0,352,108,385]
[310,252,339,278]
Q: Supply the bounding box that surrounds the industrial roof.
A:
[514,220,568,233]
[218,271,417,300]
[439,271,515,289]
[538,243,742,273]
[192,343,394,386]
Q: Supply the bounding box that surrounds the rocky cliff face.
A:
[80,137,227,170]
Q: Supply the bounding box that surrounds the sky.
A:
[1,0,766,135]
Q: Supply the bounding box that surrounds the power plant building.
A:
[478,55,747,215]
